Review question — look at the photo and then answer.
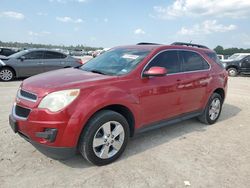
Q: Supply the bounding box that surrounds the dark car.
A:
[0,49,82,81]
[0,47,18,57]
[222,53,250,76]
[9,42,228,165]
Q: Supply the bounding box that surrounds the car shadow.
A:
[59,103,241,168]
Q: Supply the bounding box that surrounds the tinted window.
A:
[145,51,181,74]
[205,52,224,68]
[244,56,250,61]
[25,51,44,59]
[44,51,66,59]
[181,51,209,71]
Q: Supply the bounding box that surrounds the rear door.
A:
[178,50,211,114]
[43,51,67,72]
[17,51,45,76]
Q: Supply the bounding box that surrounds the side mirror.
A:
[19,56,26,61]
[143,66,167,77]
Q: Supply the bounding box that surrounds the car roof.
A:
[25,48,67,55]
[115,43,214,53]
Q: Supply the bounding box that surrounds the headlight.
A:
[222,63,227,68]
[38,89,80,112]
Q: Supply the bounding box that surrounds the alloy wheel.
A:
[0,69,13,81]
[92,121,125,159]
[209,98,221,120]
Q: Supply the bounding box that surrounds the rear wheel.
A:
[227,67,238,77]
[78,110,129,166]
[198,93,223,125]
[0,67,15,81]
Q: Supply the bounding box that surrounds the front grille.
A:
[15,105,31,119]
[19,89,37,101]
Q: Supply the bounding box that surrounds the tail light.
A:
[77,59,84,64]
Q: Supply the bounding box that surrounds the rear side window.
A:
[44,51,67,59]
[205,52,224,68]
[180,51,209,72]
[145,51,181,74]
[25,51,44,59]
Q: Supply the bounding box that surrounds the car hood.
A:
[222,60,239,64]
[21,68,115,97]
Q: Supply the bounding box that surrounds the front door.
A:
[241,56,250,72]
[139,50,183,127]
[17,51,45,76]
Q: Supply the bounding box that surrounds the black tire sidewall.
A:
[227,68,238,77]
[79,110,129,166]
[205,93,223,124]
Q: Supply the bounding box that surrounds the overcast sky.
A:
[0,0,250,48]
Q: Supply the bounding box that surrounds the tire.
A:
[78,110,130,166]
[198,93,223,125]
[227,67,238,77]
[0,67,15,81]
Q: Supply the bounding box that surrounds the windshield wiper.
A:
[89,69,108,75]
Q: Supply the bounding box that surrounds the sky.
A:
[0,0,250,49]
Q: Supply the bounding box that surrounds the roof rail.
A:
[171,42,209,49]
[137,42,161,45]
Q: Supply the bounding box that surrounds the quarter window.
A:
[145,51,181,74]
[181,51,209,71]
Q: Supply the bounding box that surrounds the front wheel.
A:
[198,93,223,125]
[78,110,129,166]
[227,67,238,77]
[0,67,14,81]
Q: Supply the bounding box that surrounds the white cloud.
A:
[28,31,51,37]
[134,28,146,35]
[56,16,83,23]
[104,18,108,23]
[0,11,24,20]
[153,0,250,19]
[178,20,237,35]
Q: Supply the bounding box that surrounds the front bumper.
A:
[9,114,77,159]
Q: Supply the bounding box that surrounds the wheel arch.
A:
[226,65,239,71]
[79,104,135,141]
[213,88,225,102]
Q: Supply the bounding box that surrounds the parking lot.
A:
[0,77,250,188]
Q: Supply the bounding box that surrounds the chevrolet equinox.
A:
[9,42,228,166]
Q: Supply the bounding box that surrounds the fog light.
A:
[36,128,58,142]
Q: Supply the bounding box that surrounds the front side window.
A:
[145,50,181,74]
[44,51,66,59]
[180,51,209,72]
[25,51,44,60]
[80,48,150,76]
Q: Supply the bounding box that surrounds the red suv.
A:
[9,42,228,165]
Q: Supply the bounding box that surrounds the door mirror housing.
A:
[143,66,167,77]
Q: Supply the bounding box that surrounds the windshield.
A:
[228,54,249,61]
[8,50,29,58]
[80,48,150,76]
